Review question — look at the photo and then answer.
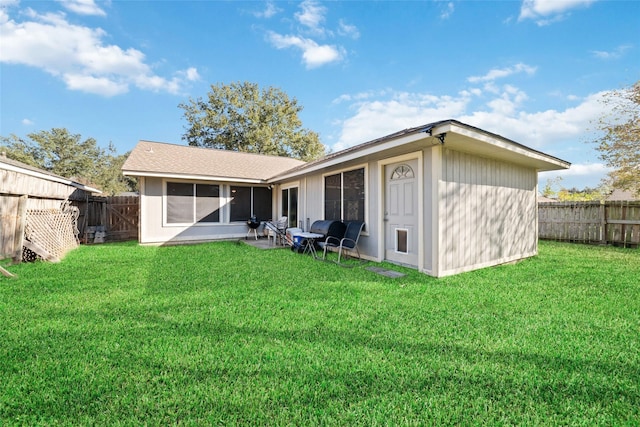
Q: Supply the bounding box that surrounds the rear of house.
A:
[121,141,305,244]
[123,120,570,277]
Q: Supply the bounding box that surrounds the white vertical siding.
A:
[438,149,537,276]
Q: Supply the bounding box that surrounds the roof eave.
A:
[434,121,571,171]
[269,128,436,182]
[1,159,102,194]
[122,170,266,184]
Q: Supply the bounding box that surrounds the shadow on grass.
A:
[2,240,638,424]
[131,241,639,420]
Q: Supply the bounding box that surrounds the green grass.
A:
[1,241,639,426]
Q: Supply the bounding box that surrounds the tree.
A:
[179,82,325,161]
[557,187,605,202]
[540,177,608,201]
[541,177,563,198]
[593,80,640,197]
[0,128,135,196]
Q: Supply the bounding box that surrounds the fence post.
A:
[621,201,628,248]
[12,195,27,264]
[600,201,606,245]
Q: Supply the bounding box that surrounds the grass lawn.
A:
[1,240,639,425]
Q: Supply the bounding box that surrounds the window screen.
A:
[253,187,272,221]
[231,186,273,222]
[230,186,252,222]
[167,182,194,224]
[343,168,365,222]
[166,182,220,224]
[324,173,341,220]
[324,168,365,222]
[196,184,220,223]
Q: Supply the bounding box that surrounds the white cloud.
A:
[21,118,34,126]
[440,2,455,19]
[539,163,612,189]
[591,44,633,60]
[63,73,127,96]
[330,85,613,189]
[178,67,200,82]
[459,91,607,150]
[330,79,612,160]
[267,32,343,68]
[331,62,613,157]
[468,63,537,83]
[295,0,327,35]
[560,163,611,176]
[57,0,106,16]
[332,89,391,104]
[519,0,596,25]
[485,84,528,115]
[263,0,354,68]
[338,19,359,39]
[331,92,471,152]
[253,1,279,19]
[0,6,197,96]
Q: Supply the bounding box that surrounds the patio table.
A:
[293,232,324,258]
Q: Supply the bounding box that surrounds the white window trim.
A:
[321,163,368,231]
[279,181,300,228]
[162,178,224,227]
[377,151,424,270]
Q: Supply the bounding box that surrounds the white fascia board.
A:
[122,170,265,184]
[271,131,432,182]
[1,161,102,194]
[435,122,571,170]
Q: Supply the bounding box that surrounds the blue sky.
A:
[1,0,638,190]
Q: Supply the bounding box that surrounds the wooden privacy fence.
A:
[538,201,640,247]
[1,195,139,261]
[76,196,139,243]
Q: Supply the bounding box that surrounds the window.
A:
[324,167,365,222]
[230,186,272,222]
[281,187,298,228]
[391,164,415,180]
[166,182,220,224]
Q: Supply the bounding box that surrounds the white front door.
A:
[384,159,419,266]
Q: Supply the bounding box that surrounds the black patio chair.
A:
[318,221,365,265]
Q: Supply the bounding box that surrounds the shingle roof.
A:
[123,119,571,183]
[606,189,638,201]
[122,140,306,182]
[1,154,69,181]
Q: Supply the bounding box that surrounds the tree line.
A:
[1,80,637,197]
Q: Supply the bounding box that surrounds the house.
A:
[537,195,558,203]
[606,188,638,201]
[122,119,570,277]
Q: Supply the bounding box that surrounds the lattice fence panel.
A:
[24,202,80,262]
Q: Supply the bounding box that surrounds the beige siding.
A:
[438,149,537,276]
[282,160,379,261]
[139,177,267,244]
[423,146,438,274]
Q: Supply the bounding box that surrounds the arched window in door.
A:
[390,164,415,180]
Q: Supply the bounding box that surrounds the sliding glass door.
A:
[281,187,298,228]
